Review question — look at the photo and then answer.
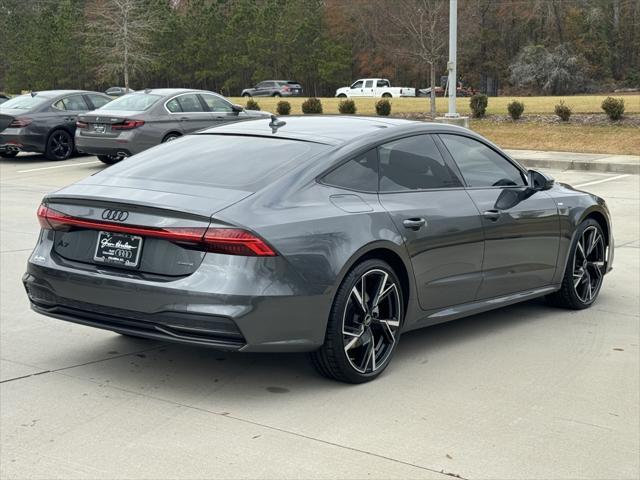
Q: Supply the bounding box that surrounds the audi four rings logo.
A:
[102,209,129,222]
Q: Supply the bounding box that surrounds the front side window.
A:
[379,135,462,191]
[87,94,111,109]
[322,149,378,192]
[200,94,232,112]
[351,81,363,89]
[440,134,525,187]
[177,93,205,112]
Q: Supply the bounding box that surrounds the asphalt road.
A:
[1,154,638,480]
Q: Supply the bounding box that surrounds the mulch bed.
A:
[393,112,640,127]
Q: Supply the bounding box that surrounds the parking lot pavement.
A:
[1,154,638,480]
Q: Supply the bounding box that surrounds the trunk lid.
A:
[78,110,145,123]
[43,184,253,277]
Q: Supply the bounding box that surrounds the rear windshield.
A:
[0,94,51,110]
[99,93,161,111]
[105,134,327,192]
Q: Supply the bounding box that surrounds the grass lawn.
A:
[471,122,640,155]
[229,94,639,155]
[229,94,640,116]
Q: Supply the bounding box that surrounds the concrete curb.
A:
[505,149,640,174]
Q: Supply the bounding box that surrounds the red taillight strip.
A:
[37,204,275,256]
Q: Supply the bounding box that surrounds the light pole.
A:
[445,0,458,118]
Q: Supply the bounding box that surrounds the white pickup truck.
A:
[335,78,416,98]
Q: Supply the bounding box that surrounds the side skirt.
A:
[406,285,560,331]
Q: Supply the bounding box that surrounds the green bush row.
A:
[246,98,392,116]
[470,94,626,121]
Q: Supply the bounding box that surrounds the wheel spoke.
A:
[371,272,388,309]
[573,268,585,288]
[576,239,586,260]
[587,231,601,256]
[378,319,396,343]
[351,284,367,314]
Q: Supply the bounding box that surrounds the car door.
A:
[175,93,213,132]
[439,133,560,298]
[199,93,237,126]
[377,134,485,311]
[253,82,270,96]
[363,79,375,96]
[349,80,364,97]
[53,94,90,129]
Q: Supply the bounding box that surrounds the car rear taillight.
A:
[111,119,145,130]
[9,117,32,128]
[75,121,88,129]
[282,85,290,92]
[37,204,276,257]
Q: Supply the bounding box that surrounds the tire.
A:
[382,93,392,98]
[546,218,606,309]
[1,151,18,158]
[310,259,404,383]
[337,94,347,98]
[97,154,124,165]
[272,92,281,97]
[242,93,251,98]
[45,129,74,161]
[162,133,181,143]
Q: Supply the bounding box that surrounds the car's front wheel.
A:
[242,93,251,98]
[45,129,74,161]
[547,218,606,309]
[337,94,347,98]
[311,259,404,383]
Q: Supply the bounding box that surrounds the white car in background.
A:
[335,78,416,98]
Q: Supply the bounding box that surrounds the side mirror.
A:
[528,169,554,190]
[231,104,244,113]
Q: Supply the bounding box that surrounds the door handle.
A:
[179,116,189,121]
[483,209,501,221]
[403,218,426,230]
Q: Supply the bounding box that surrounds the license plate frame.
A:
[93,123,107,134]
[93,231,143,269]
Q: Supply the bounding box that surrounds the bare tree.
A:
[84,0,162,90]
[353,0,447,115]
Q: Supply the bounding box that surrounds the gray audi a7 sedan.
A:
[0,90,112,160]
[75,88,270,165]
[24,116,613,383]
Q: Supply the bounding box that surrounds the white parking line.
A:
[17,161,101,173]
[575,174,631,188]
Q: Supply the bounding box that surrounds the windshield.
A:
[99,93,162,111]
[0,94,51,110]
[103,134,328,192]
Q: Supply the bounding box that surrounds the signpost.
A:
[445,0,459,118]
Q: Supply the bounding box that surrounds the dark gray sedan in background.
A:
[241,80,303,97]
[0,90,111,160]
[24,116,613,383]
[76,88,269,164]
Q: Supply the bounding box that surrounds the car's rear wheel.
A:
[547,219,606,309]
[162,133,181,143]
[45,129,74,161]
[382,93,392,98]
[97,154,124,165]
[272,92,281,97]
[311,259,403,383]
[337,94,347,98]
[1,151,18,158]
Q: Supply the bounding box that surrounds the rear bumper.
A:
[0,131,45,154]
[23,233,331,352]
[75,132,145,157]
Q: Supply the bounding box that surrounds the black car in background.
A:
[0,90,111,160]
[241,80,303,97]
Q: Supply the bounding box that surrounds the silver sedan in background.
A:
[76,88,269,164]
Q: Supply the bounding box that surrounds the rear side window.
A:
[54,95,88,111]
[106,135,327,192]
[177,93,205,112]
[379,135,462,191]
[323,150,378,192]
[440,134,525,187]
[165,98,182,113]
[101,93,161,111]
